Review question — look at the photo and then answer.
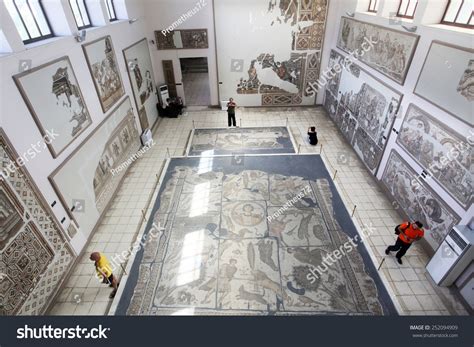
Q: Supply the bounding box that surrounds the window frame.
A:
[396,0,418,19]
[441,0,474,29]
[6,0,54,44]
[367,0,379,13]
[69,0,93,30]
[105,0,117,22]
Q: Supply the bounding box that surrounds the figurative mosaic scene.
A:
[397,104,473,209]
[117,155,396,315]
[323,49,401,174]
[337,17,419,84]
[49,98,141,236]
[188,127,296,156]
[155,29,209,50]
[83,36,125,112]
[215,0,328,106]
[13,57,92,157]
[381,150,461,249]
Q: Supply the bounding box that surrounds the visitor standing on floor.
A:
[90,252,119,298]
[308,126,318,145]
[227,97,237,127]
[385,221,424,264]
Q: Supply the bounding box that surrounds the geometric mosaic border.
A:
[0,129,75,315]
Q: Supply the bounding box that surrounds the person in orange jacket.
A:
[385,221,424,265]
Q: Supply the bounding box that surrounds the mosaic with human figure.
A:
[116,155,396,315]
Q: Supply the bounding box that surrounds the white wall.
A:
[0,0,149,253]
[142,0,219,105]
[319,0,473,230]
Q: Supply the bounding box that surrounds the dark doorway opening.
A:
[180,57,211,106]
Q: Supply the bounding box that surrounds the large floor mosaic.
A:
[116,155,396,315]
[188,127,295,156]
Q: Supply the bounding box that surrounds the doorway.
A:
[180,57,211,106]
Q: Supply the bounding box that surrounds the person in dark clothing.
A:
[174,97,184,115]
[308,126,318,145]
[227,98,237,127]
[164,98,173,117]
[164,98,183,118]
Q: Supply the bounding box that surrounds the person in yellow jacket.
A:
[90,252,118,298]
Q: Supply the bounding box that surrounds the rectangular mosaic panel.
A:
[12,57,92,158]
[0,130,75,315]
[337,17,419,84]
[49,98,140,236]
[414,41,473,125]
[381,150,461,249]
[116,155,396,316]
[188,127,295,156]
[0,222,54,315]
[397,104,473,209]
[323,50,402,175]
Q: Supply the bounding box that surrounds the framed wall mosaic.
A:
[13,56,92,158]
[0,129,75,315]
[323,49,402,175]
[337,17,419,85]
[381,150,461,249]
[49,97,141,237]
[396,103,473,209]
[414,41,474,126]
[180,29,209,49]
[82,35,125,113]
[123,38,159,131]
[154,29,208,50]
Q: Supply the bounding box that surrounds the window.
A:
[368,0,379,13]
[4,0,53,44]
[69,0,92,30]
[397,0,418,18]
[105,0,117,21]
[442,0,474,28]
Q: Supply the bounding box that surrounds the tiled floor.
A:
[182,72,211,106]
[48,107,469,316]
